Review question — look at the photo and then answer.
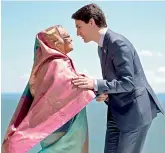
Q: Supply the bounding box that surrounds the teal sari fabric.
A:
[39,108,88,153]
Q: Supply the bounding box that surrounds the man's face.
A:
[75,20,92,43]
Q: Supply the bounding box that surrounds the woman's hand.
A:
[96,93,108,102]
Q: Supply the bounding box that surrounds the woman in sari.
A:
[2,25,95,153]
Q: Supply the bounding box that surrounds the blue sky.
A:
[1,1,165,93]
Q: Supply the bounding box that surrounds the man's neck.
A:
[92,27,107,45]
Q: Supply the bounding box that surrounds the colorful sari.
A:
[2,25,95,153]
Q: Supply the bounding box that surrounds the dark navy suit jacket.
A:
[97,29,164,132]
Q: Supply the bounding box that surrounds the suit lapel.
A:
[101,30,110,76]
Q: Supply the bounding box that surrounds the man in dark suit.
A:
[71,3,164,153]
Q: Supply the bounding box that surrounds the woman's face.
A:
[44,25,73,54]
[63,36,73,54]
[57,26,73,54]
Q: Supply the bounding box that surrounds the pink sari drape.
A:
[2,28,95,153]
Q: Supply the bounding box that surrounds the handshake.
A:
[96,93,108,102]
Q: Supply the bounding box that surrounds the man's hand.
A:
[96,93,108,102]
[72,76,94,90]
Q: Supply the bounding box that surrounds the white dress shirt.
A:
[94,28,108,91]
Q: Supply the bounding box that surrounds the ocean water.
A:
[1,93,165,153]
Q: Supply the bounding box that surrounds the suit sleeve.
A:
[97,40,135,94]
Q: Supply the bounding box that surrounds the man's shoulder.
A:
[106,29,134,48]
[106,29,128,43]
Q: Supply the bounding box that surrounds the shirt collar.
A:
[98,28,108,47]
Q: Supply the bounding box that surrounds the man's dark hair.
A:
[71,3,107,28]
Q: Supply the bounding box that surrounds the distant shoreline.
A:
[1,92,165,103]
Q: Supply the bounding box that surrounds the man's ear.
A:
[89,18,95,26]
